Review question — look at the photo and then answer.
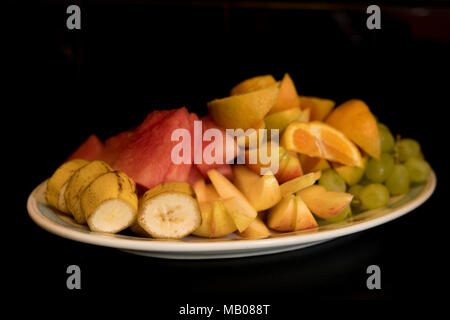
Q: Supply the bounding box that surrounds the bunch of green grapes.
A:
[352,123,431,211]
[317,122,431,222]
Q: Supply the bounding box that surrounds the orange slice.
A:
[230,75,276,96]
[325,99,380,159]
[281,121,364,167]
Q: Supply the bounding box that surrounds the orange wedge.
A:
[281,121,364,167]
[299,96,335,121]
[268,73,300,114]
[207,86,279,130]
[230,75,276,96]
[325,99,380,159]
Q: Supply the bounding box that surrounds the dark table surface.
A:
[6,0,448,312]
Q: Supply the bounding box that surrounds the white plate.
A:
[27,171,436,259]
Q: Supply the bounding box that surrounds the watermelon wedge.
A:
[112,107,193,189]
[67,134,104,162]
[102,131,133,165]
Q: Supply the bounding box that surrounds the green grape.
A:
[358,175,372,186]
[360,183,390,210]
[365,153,395,183]
[395,138,422,163]
[378,123,395,153]
[385,164,410,196]
[405,158,431,183]
[319,169,347,192]
[327,205,351,223]
[348,184,364,208]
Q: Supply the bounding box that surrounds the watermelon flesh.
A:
[112,107,193,189]
[67,134,104,162]
[66,108,237,189]
[102,131,133,165]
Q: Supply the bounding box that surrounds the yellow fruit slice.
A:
[193,200,237,238]
[238,216,270,239]
[46,159,89,214]
[207,86,279,130]
[207,169,257,232]
[281,121,363,167]
[325,99,380,159]
[299,96,335,121]
[299,154,330,174]
[264,107,304,132]
[81,171,138,233]
[279,171,322,197]
[230,74,276,96]
[142,181,194,202]
[268,73,300,114]
[138,183,201,239]
[64,160,112,224]
[332,155,368,186]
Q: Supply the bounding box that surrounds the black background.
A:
[6,0,448,313]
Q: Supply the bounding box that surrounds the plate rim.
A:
[27,170,436,253]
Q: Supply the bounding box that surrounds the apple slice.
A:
[193,200,237,238]
[222,197,257,232]
[233,165,281,211]
[279,171,322,197]
[299,154,330,174]
[193,178,220,203]
[277,150,303,183]
[294,195,318,230]
[267,195,296,231]
[238,216,270,239]
[245,142,303,183]
[297,185,353,219]
[193,201,215,237]
[207,169,257,232]
[211,200,237,237]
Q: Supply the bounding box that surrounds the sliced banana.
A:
[64,160,112,224]
[129,222,151,237]
[138,182,201,239]
[142,181,195,201]
[46,159,89,214]
[81,170,138,233]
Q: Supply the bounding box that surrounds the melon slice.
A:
[113,107,193,189]
[67,134,104,162]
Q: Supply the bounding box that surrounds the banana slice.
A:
[46,159,89,214]
[64,160,112,224]
[142,181,195,201]
[81,171,138,233]
[138,182,201,239]
[129,222,151,237]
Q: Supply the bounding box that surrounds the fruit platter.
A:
[27,74,436,259]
